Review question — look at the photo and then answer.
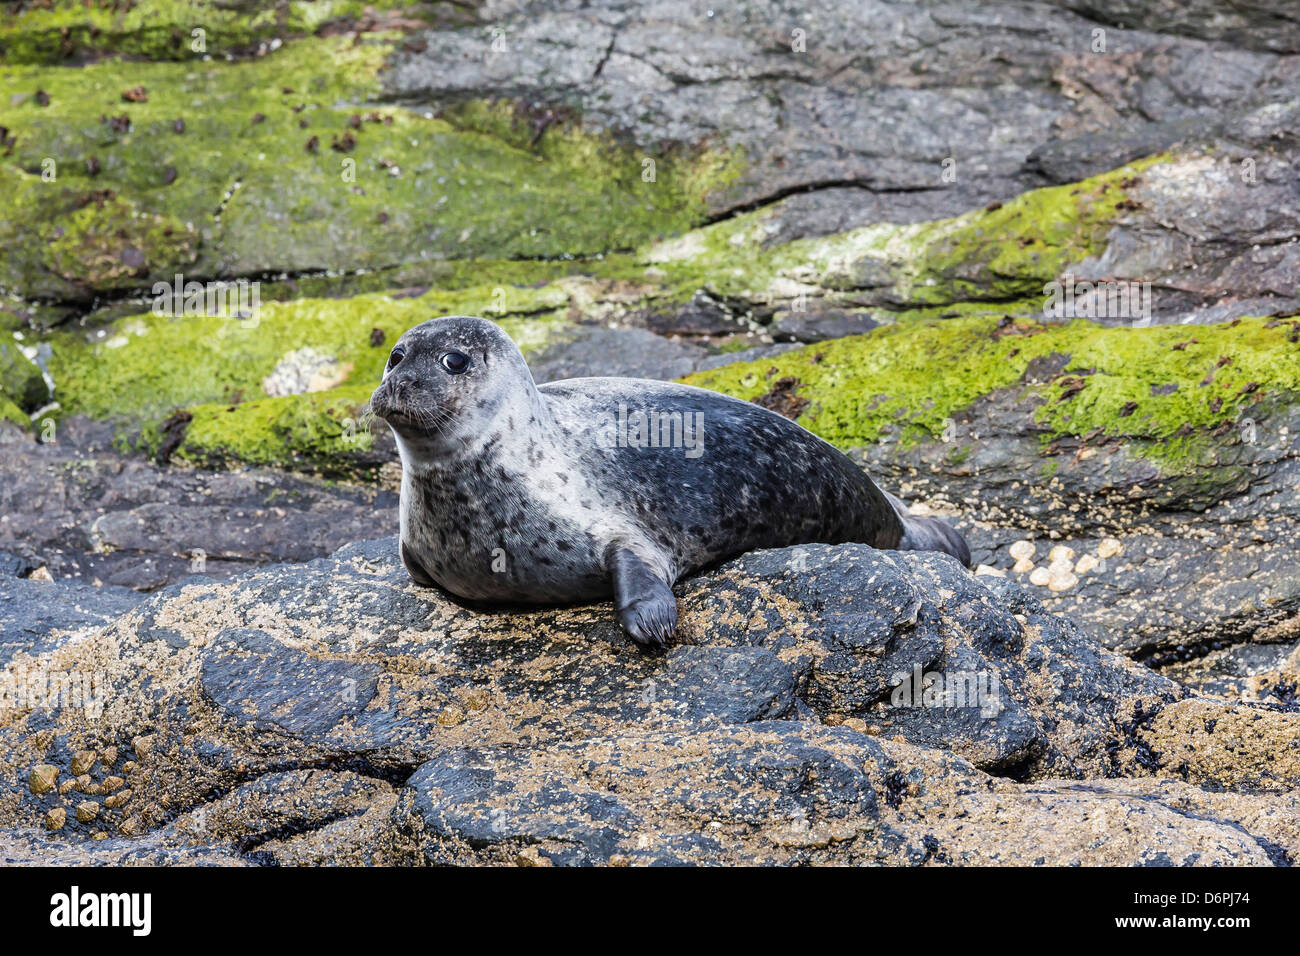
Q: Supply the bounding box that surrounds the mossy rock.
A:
[0,35,739,302]
[48,281,569,422]
[0,339,48,411]
[43,279,574,475]
[138,383,379,477]
[0,169,199,301]
[642,156,1163,309]
[0,393,30,431]
[0,1,458,64]
[684,314,1300,472]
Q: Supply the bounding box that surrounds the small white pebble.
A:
[1008,539,1035,561]
[1047,566,1078,592]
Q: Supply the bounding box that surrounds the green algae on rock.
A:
[48,282,570,422]
[0,34,738,302]
[0,0,457,64]
[0,394,29,432]
[42,284,1298,478]
[159,383,379,476]
[0,337,48,412]
[0,167,199,302]
[43,281,572,474]
[684,314,1300,471]
[641,156,1164,310]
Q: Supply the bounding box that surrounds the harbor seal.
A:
[370,316,971,650]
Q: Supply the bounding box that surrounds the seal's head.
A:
[370,315,541,461]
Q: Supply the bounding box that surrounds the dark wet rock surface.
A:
[2,538,1296,865]
[860,392,1300,661]
[0,417,398,591]
[0,576,143,667]
[527,325,708,383]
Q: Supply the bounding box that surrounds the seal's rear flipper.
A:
[898,514,972,568]
[607,544,677,651]
[883,492,973,568]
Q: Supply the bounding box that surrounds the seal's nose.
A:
[369,376,399,417]
[372,371,425,421]
[390,375,417,402]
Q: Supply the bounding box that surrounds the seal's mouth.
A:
[368,380,411,424]
[369,380,444,433]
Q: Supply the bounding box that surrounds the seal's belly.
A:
[411,534,609,605]
[401,475,615,605]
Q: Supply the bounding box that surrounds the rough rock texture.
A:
[1,539,1297,865]
[1,575,142,666]
[396,727,1296,866]
[3,0,1300,865]
[861,384,1300,662]
[386,0,1300,233]
[0,418,398,590]
[684,314,1300,664]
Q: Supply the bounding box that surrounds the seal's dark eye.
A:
[387,347,405,370]
[440,350,471,374]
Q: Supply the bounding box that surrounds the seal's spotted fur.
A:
[371,316,970,649]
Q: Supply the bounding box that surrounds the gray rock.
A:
[393,722,1293,866]
[638,292,746,337]
[527,325,707,382]
[0,419,399,589]
[771,308,879,343]
[384,0,1300,235]
[859,388,1300,660]
[200,628,383,737]
[692,342,803,372]
[0,576,144,665]
[1061,0,1300,53]
[3,536,1298,864]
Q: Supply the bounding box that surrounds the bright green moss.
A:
[840,157,1161,305]
[42,273,575,474]
[164,382,378,476]
[0,394,29,430]
[1033,319,1300,462]
[642,156,1163,309]
[0,36,739,301]
[0,1,456,63]
[47,282,571,423]
[0,339,47,411]
[685,315,1300,471]
[145,304,573,475]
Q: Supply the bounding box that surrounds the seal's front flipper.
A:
[608,546,677,651]
[400,539,436,588]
